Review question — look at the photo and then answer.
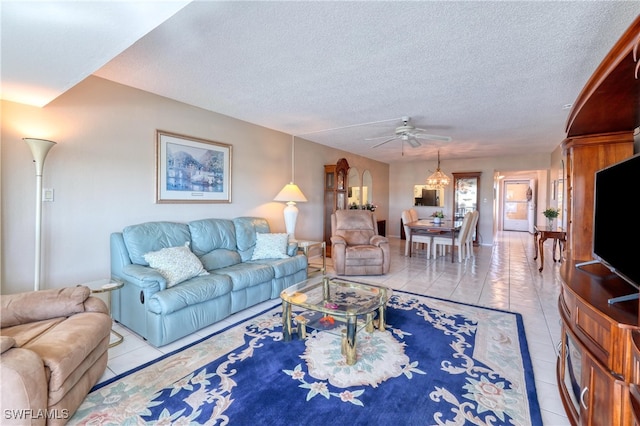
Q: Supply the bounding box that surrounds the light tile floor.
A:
[100,230,569,425]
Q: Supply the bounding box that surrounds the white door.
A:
[503,180,531,231]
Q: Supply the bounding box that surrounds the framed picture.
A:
[156,130,232,203]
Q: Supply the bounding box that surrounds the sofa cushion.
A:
[199,249,242,271]
[213,262,275,291]
[1,318,65,347]
[233,217,271,262]
[251,233,289,260]
[333,210,376,246]
[123,221,191,266]
[143,243,209,287]
[147,274,233,315]
[188,219,237,255]
[250,255,308,278]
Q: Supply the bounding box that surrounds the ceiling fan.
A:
[366,116,451,148]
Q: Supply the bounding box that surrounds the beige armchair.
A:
[331,210,390,275]
[0,286,112,425]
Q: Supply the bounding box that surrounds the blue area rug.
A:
[70,291,542,425]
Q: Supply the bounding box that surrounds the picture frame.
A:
[156,130,232,203]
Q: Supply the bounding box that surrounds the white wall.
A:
[1,76,388,294]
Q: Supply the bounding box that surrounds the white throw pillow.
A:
[251,233,289,260]
[143,243,208,287]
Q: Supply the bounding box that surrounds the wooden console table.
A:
[533,226,566,272]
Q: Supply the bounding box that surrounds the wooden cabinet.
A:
[629,331,640,425]
[557,15,640,426]
[561,16,638,262]
[560,326,628,426]
[557,261,640,426]
[324,158,349,257]
[562,134,633,261]
[558,261,638,425]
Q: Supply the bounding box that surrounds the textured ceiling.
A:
[3,1,639,164]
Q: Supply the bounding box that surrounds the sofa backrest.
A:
[119,217,276,270]
[332,210,377,246]
[122,221,191,266]
[233,217,271,262]
[189,218,241,270]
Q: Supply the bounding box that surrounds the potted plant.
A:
[431,210,445,224]
[362,203,377,212]
[542,207,559,229]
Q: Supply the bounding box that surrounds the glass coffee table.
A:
[280,275,392,365]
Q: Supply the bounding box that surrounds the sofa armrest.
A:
[120,264,168,291]
[287,241,298,257]
[84,296,109,315]
[1,286,91,328]
[330,236,347,245]
[369,235,389,247]
[0,345,48,426]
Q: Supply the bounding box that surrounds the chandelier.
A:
[426,150,450,189]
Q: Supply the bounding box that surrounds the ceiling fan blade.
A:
[364,134,396,141]
[371,136,398,148]
[406,138,421,148]
[414,134,452,142]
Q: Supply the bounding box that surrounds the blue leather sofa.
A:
[110,217,307,346]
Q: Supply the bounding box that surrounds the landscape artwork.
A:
[156,131,232,203]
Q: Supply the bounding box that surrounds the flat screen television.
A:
[592,153,640,292]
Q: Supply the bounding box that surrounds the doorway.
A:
[503,180,533,232]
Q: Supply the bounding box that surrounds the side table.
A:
[292,240,326,275]
[533,226,566,272]
[84,279,124,347]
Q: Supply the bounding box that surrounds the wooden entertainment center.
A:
[556,16,639,425]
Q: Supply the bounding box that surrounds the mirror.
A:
[413,185,443,207]
[453,172,481,243]
[348,167,360,207]
[362,170,373,205]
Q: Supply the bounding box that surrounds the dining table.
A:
[406,219,463,263]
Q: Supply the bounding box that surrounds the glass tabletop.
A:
[281,275,391,317]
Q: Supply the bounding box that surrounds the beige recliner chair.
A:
[331,210,390,275]
[0,286,112,426]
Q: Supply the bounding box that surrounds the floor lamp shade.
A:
[23,138,56,291]
[274,182,307,239]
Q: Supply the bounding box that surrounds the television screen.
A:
[593,153,640,288]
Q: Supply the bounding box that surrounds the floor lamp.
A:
[274,136,307,240]
[24,138,56,291]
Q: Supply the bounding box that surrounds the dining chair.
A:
[401,210,433,258]
[464,210,479,259]
[431,211,473,262]
[408,208,419,223]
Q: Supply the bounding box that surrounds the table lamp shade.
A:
[274,182,307,239]
[274,183,308,203]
